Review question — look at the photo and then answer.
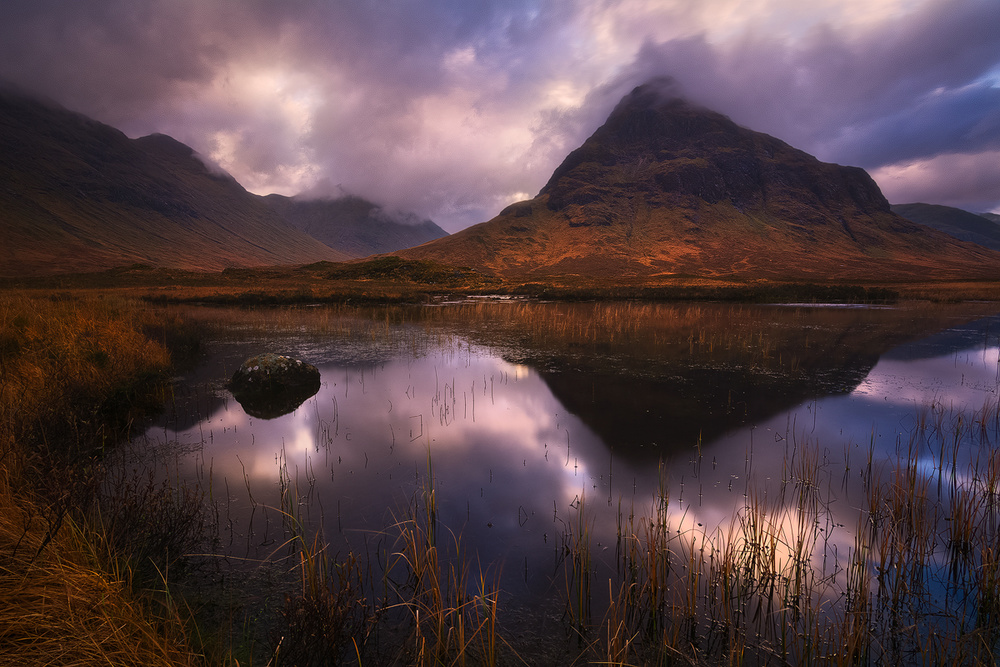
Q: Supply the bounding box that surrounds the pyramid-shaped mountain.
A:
[399,84,1000,281]
[0,89,348,277]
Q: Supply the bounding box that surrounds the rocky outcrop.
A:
[228,353,321,419]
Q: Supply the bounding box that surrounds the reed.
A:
[8,290,1000,665]
[271,459,505,666]
[381,464,505,667]
[548,389,1000,665]
[0,502,198,667]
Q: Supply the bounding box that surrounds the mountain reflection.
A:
[130,299,1000,576]
[411,301,1000,461]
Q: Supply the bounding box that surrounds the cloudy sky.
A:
[1,0,998,231]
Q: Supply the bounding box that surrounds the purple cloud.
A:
[0,0,997,227]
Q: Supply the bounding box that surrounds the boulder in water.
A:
[228,353,321,419]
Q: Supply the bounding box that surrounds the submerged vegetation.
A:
[2,288,1000,665]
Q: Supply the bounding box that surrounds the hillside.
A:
[399,83,1000,282]
[261,193,447,258]
[0,89,347,277]
[891,203,1000,252]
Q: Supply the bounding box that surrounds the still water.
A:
[129,300,1000,633]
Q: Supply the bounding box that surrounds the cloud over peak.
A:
[1,0,998,229]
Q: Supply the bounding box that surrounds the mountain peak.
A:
[401,84,1000,281]
[539,78,894,229]
[610,78,688,112]
[261,193,448,257]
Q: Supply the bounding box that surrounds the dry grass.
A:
[267,461,506,667]
[9,260,1000,304]
[560,394,1000,666]
[0,292,171,459]
[0,469,198,667]
[0,291,203,666]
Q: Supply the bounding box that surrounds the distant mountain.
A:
[981,212,1000,225]
[261,193,447,258]
[891,203,1000,252]
[0,89,347,277]
[399,83,1000,281]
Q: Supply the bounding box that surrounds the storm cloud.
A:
[1,0,997,230]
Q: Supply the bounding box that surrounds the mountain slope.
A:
[400,84,1000,282]
[0,90,347,277]
[891,203,1000,252]
[261,193,447,258]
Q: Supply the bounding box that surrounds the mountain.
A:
[981,213,1000,224]
[399,83,1000,282]
[0,89,347,277]
[261,193,447,258]
[891,203,1000,252]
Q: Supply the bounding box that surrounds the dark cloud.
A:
[600,0,1000,213]
[607,0,1000,160]
[833,85,1000,167]
[0,0,998,226]
[0,1,226,126]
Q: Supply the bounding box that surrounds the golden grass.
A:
[0,291,201,667]
[8,260,1000,304]
[0,292,171,457]
[0,474,197,667]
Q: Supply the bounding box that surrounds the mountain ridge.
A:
[0,90,348,277]
[261,193,448,258]
[891,202,1000,252]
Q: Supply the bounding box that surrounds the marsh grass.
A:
[551,394,1000,666]
[0,481,198,667]
[270,392,999,666]
[0,292,206,666]
[7,291,1000,665]
[6,260,931,305]
[410,299,987,382]
[179,299,1000,665]
[268,461,506,667]
[0,293,171,460]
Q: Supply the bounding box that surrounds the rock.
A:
[228,353,321,419]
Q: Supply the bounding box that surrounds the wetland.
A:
[117,298,1000,664]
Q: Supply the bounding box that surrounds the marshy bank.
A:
[0,293,204,665]
[6,258,1000,305]
[4,293,1000,665]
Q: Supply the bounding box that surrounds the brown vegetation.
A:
[0,293,202,666]
[6,258,1000,305]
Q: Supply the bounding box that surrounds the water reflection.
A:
[229,383,320,419]
[129,300,1000,617]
